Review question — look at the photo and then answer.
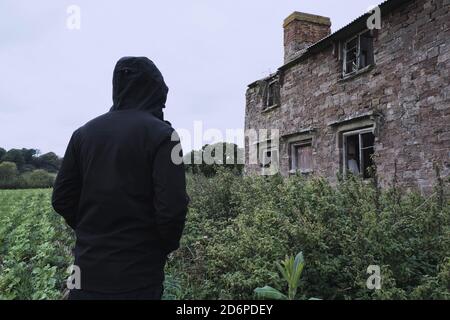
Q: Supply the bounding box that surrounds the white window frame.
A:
[342,127,375,177]
[342,30,374,77]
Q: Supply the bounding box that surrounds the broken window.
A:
[342,128,375,179]
[261,148,273,168]
[258,140,279,175]
[343,30,374,76]
[262,79,280,109]
[290,140,313,174]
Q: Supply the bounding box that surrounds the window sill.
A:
[343,173,374,182]
[339,65,375,82]
[289,169,313,175]
[262,104,280,113]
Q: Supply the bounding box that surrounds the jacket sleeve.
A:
[153,134,189,254]
[52,130,82,230]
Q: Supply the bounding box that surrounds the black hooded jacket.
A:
[52,57,188,293]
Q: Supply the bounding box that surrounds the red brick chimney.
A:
[283,12,331,63]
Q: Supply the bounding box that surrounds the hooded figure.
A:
[52,57,189,300]
[110,57,168,119]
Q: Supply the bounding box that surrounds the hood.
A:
[110,57,168,119]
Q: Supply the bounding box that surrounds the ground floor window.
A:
[342,128,375,179]
[290,140,313,174]
[258,140,279,176]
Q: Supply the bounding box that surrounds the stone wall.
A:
[245,0,450,193]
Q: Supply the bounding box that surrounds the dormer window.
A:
[343,30,374,77]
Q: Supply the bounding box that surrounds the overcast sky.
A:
[0,0,379,156]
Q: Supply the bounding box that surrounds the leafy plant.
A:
[254,252,305,300]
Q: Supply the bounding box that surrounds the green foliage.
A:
[1,149,25,169]
[276,252,305,300]
[0,165,54,190]
[0,148,61,189]
[0,190,74,299]
[35,152,61,173]
[254,286,287,300]
[254,252,305,300]
[0,162,19,189]
[22,170,55,189]
[0,148,6,160]
[0,172,448,300]
[170,172,449,300]
[162,274,183,300]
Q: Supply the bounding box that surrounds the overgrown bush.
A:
[0,164,54,189]
[21,170,55,189]
[169,172,449,300]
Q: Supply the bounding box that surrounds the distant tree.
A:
[21,148,37,164]
[183,150,202,174]
[0,147,6,161]
[0,162,19,189]
[184,142,244,176]
[2,149,25,170]
[36,152,61,173]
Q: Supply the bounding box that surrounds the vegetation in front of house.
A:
[0,170,448,300]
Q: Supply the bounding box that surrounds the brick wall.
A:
[284,12,332,63]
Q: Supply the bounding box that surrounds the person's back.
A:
[52,57,189,299]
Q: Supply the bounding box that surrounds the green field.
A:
[0,189,74,299]
[1,173,449,300]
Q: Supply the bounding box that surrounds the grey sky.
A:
[0,0,379,156]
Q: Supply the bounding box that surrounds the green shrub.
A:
[22,170,55,189]
[0,162,19,189]
[0,163,54,189]
[170,171,449,300]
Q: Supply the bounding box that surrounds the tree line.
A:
[183,142,244,177]
[0,142,244,189]
[0,148,62,189]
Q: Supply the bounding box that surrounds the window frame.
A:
[264,79,280,110]
[342,30,374,77]
[342,127,375,178]
[258,140,280,176]
[289,139,313,175]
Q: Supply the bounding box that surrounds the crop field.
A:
[0,189,74,299]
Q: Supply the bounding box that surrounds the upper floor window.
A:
[263,79,280,110]
[343,30,374,77]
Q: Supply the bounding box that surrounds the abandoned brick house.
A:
[244,0,449,193]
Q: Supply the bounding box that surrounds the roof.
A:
[248,0,413,87]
